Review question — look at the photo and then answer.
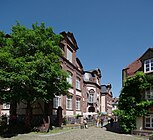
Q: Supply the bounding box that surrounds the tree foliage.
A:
[118,72,153,133]
[0,23,70,116]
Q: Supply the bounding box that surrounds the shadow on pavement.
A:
[0,123,31,138]
[104,121,123,134]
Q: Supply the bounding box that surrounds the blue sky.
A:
[1,0,153,97]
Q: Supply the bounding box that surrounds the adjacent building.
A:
[101,84,113,116]
[122,48,153,130]
[56,32,84,117]
[83,69,102,115]
[112,97,119,111]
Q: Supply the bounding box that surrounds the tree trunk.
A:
[25,101,32,129]
[44,102,52,116]
[9,101,17,125]
[44,101,52,127]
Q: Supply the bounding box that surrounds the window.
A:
[67,48,73,63]
[3,103,10,109]
[66,95,72,110]
[53,96,61,108]
[88,93,94,103]
[67,72,73,85]
[76,77,81,90]
[145,86,153,100]
[76,98,81,110]
[145,115,153,128]
[144,58,153,73]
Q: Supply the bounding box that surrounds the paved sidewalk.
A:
[4,127,148,140]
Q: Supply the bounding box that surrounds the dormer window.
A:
[144,58,153,73]
[67,48,73,63]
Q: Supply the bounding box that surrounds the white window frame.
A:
[67,48,73,63]
[53,96,61,108]
[76,98,81,110]
[88,93,94,103]
[145,86,153,100]
[3,103,10,109]
[67,72,73,85]
[144,58,153,73]
[76,77,81,90]
[66,95,72,110]
[145,114,153,128]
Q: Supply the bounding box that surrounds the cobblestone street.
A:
[5,127,148,140]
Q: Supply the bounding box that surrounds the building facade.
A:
[16,32,84,123]
[0,31,113,125]
[83,69,102,116]
[101,84,113,116]
[54,31,84,117]
[122,48,153,130]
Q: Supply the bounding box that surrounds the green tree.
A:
[112,109,121,116]
[118,72,153,133]
[0,23,70,128]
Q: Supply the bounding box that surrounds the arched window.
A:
[88,106,95,112]
[88,89,95,103]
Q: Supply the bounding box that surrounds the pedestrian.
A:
[110,117,114,127]
[96,117,100,127]
[83,118,88,129]
[100,116,104,128]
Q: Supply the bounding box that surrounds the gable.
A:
[140,48,153,62]
[60,31,79,51]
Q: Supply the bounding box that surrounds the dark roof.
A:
[123,58,142,77]
[101,85,107,93]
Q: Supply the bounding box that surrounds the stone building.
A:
[101,84,113,116]
[83,69,102,116]
[0,31,113,125]
[53,31,84,117]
